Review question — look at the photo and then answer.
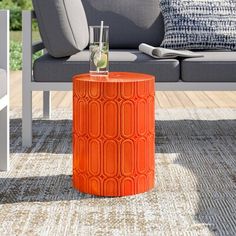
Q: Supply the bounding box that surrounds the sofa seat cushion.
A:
[32,0,89,58]
[181,52,236,82]
[0,69,6,98]
[33,50,179,82]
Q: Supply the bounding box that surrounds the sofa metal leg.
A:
[0,105,9,171]
[22,89,32,147]
[43,91,51,119]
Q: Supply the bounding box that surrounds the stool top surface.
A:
[73,72,155,83]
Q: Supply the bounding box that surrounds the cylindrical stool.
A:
[73,72,155,196]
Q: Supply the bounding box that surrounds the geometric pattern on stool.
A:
[73,72,155,196]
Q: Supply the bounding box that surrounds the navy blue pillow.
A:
[160,0,236,50]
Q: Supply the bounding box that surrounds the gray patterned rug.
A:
[0,108,236,236]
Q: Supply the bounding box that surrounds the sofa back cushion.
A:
[33,0,89,58]
[82,0,164,49]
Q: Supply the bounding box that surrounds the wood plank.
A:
[206,92,234,108]
[199,92,220,108]
[155,92,161,109]
[184,92,209,108]
[59,91,73,108]
[52,91,66,108]
[32,91,42,109]
[222,92,236,105]
[164,91,185,108]
[219,92,236,107]
[156,92,172,108]
[174,91,195,108]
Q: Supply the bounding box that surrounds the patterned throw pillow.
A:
[160,0,236,50]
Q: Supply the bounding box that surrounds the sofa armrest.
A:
[32,41,44,54]
[31,11,45,53]
[0,10,9,108]
[0,10,9,72]
[23,10,45,83]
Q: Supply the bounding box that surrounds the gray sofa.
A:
[22,0,236,147]
[33,0,236,84]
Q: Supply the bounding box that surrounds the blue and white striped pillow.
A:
[160,0,236,50]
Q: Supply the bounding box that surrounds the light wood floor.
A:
[10,71,236,110]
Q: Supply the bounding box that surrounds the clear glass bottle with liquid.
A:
[89,25,109,76]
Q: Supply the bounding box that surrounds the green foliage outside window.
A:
[0,0,37,30]
[10,41,42,70]
[0,0,41,70]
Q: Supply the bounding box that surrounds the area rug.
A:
[0,108,236,236]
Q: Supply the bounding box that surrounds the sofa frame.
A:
[0,10,9,171]
[22,10,236,147]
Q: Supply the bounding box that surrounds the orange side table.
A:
[73,72,155,196]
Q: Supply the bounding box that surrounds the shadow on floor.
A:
[0,175,96,204]
[4,117,236,234]
[155,118,236,234]
[10,119,72,154]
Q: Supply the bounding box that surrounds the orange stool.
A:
[73,72,155,196]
